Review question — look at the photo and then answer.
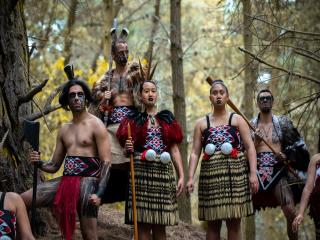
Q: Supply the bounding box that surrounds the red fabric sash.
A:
[53,176,81,240]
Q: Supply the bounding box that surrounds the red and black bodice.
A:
[144,126,166,154]
[0,193,16,239]
[117,109,183,153]
[201,113,243,152]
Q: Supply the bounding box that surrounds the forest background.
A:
[0,0,319,239]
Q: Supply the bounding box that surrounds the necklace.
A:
[260,123,272,138]
[149,115,156,125]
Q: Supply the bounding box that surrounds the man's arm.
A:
[28,128,66,173]
[89,118,112,205]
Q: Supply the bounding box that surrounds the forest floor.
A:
[37,204,207,240]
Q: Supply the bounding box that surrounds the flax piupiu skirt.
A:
[198,151,253,220]
[125,156,178,226]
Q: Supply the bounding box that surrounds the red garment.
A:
[117,110,183,152]
[53,176,81,240]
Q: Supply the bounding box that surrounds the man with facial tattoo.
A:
[251,89,308,240]
[90,37,142,204]
[21,78,112,240]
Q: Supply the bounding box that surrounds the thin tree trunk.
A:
[91,38,104,71]
[241,0,256,239]
[102,0,123,60]
[170,0,191,223]
[144,0,161,60]
[63,0,78,64]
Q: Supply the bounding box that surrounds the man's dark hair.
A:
[59,79,93,110]
[257,89,274,101]
[111,38,128,55]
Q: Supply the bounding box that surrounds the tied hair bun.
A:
[206,76,224,86]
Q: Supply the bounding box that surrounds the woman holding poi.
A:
[116,65,184,240]
[186,79,259,240]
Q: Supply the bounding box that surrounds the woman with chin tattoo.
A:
[116,70,185,240]
[186,79,258,240]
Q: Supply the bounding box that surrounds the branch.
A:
[119,0,150,25]
[0,129,9,150]
[43,84,64,109]
[239,47,320,85]
[249,14,320,36]
[285,91,320,105]
[232,31,287,80]
[294,50,320,63]
[287,93,320,113]
[18,79,49,105]
[24,104,61,121]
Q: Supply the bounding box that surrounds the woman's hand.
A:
[176,177,184,197]
[292,214,304,232]
[186,178,194,195]
[125,138,134,154]
[249,172,259,194]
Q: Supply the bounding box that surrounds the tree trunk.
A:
[144,0,161,60]
[170,0,191,223]
[0,0,33,191]
[241,0,256,239]
[102,0,123,60]
[63,0,78,64]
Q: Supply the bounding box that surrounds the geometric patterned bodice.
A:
[143,126,166,154]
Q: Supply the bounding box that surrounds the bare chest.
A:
[63,125,95,149]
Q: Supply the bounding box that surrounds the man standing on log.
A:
[22,76,112,240]
[251,89,309,240]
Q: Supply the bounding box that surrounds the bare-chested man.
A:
[251,89,306,240]
[90,37,141,204]
[21,78,111,240]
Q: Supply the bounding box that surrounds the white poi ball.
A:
[160,152,171,164]
[204,143,216,155]
[0,236,12,240]
[221,142,233,155]
[145,149,157,161]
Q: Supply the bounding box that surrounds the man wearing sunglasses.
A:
[22,79,112,240]
[250,89,308,240]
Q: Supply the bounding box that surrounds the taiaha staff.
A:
[127,123,138,240]
[226,99,277,152]
[226,98,300,179]
[102,18,118,125]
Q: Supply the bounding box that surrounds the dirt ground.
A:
[37,205,206,240]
